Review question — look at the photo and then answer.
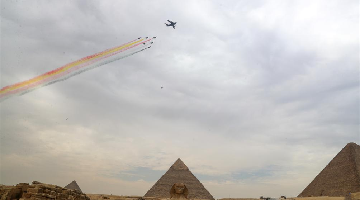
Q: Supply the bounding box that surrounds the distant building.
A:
[144,158,215,200]
[64,180,83,193]
[298,142,360,197]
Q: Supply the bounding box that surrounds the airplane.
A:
[165,20,176,29]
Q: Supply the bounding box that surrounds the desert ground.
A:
[1,182,359,200]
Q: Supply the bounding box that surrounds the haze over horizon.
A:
[1,0,359,198]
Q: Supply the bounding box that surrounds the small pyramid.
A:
[298,142,360,197]
[144,158,214,200]
[64,180,83,193]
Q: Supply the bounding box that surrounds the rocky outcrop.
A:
[0,181,90,200]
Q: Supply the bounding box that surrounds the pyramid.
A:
[64,180,83,193]
[144,158,215,200]
[298,142,360,197]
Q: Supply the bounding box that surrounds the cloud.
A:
[1,0,359,198]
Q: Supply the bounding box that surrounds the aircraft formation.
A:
[1,18,178,102]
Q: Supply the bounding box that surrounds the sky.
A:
[0,0,359,198]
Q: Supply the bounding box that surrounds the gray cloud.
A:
[1,0,359,199]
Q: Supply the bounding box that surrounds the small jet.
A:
[165,20,176,29]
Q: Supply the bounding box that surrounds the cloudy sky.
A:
[0,0,359,198]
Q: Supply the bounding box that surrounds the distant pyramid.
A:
[144,158,215,200]
[64,180,83,193]
[298,142,360,197]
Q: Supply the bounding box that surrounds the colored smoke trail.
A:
[0,37,155,102]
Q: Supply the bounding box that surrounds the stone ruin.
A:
[144,158,214,200]
[298,142,360,197]
[0,181,90,200]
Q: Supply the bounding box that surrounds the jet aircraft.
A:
[165,20,176,29]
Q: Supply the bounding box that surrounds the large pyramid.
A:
[298,142,360,197]
[144,158,215,200]
[64,180,83,193]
